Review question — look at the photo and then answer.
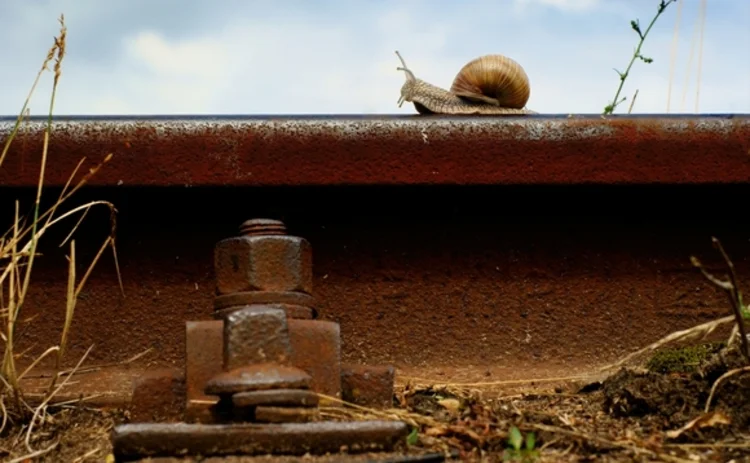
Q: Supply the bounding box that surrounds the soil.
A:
[1,345,749,462]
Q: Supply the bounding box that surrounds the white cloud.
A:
[112,31,233,112]
[124,31,229,80]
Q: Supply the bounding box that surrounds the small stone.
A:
[254,406,318,423]
[204,363,311,396]
[224,305,292,370]
[232,389,319,408]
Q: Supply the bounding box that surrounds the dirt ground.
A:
[1,344,749,462]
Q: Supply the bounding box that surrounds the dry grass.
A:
[0,15,122,461]
[310,366,750,462]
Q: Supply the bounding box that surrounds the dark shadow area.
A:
[1,183,748,370]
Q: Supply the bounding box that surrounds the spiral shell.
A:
[449,54,531,109]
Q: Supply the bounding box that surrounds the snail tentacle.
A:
[394,50,416,82]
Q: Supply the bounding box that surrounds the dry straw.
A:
[0,15,122,461]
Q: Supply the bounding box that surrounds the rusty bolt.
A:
[214,219,313,296]
[223,305,293,371]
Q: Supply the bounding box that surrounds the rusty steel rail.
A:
[1,114,749,187]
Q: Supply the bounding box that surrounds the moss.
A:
[645,342,725,374]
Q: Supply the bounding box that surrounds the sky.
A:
[0,0,748,116]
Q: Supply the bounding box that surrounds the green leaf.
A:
[638,54,654,63]
[406,427,419,446]
[630,19,642,37]
[508,426,523,450]
[525,432,536,451]
[736,288,750,319]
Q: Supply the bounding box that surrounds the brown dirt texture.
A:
[1,344,749,462]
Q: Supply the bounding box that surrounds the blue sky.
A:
[1,0,748,115]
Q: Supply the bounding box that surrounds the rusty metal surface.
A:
[223,306,293,371]
[111,420,409,459]
[214,223,313,297]
[185,319,343,417]
[287,319,342,401]
[1,114,749,186]
[129,368,186,423]
[205,363,312,396]
[341,364,396,409]
[186,320,224,411]
[232,389,319,408]
[215,302,316,320]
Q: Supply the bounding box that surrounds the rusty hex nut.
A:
[214,219,313,296]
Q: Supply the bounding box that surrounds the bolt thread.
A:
[240,219,287,236]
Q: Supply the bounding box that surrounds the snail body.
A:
[395,51,536,115]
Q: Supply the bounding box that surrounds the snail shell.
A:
[450,54,531,109]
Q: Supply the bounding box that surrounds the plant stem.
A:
[604,0,676,114]
[691,238,750,363]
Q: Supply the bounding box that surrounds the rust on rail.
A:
[1,114,749,187]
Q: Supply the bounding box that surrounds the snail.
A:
[395,50,536,115]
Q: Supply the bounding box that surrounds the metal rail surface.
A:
[1,114,749,187]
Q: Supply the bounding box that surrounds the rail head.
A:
[1,114,749,187]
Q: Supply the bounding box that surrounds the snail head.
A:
[395,50,417,107]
